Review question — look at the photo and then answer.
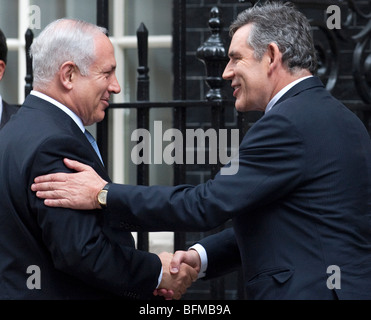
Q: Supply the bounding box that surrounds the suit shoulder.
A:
[272,86,348,120]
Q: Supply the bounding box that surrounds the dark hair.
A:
[0,29,8,65]
[230,1,318,74]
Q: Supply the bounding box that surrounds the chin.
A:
[235,104,248,112]
[97,116,106,123]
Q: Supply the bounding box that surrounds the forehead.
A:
[93,34,116,65]
[229,24,253,54]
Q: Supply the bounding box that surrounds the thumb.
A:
[63,158,90,172]
[170,252,184,274]
[170,251,187,274]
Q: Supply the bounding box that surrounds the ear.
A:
[0,60,6,81]
[266,43,282,75]
[59,61,78,90]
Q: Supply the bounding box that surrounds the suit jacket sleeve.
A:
[197,228,242,279]
[28,135,161,299]
[107,112,305,232]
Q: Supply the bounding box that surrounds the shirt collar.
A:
[30,90,85,133]
[265,75,313,114]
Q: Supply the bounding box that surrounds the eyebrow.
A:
[103,65,116,73]
[228,51,240,59]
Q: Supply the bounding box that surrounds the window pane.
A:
[125,0,172,35]
[30,0,66,36]
[66,0,96,23]
[0,0,18,38]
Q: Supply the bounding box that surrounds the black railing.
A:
[135,22,150,252]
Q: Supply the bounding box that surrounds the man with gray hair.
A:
[0,18,196,300]
[32,2,371,299]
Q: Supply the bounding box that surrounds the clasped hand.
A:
[155,250,202,300]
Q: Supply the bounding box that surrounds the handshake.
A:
[154,249,201,300]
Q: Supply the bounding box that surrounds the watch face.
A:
[98,190,108,206]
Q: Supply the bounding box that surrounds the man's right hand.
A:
[31,158,107,210]
[170,249,201,275]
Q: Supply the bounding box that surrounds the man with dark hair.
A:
[0,28,19,129]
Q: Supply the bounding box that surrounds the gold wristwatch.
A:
[97,183,110,208]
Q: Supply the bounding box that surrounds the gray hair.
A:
[30,19,107,87]
[230,1,318,74]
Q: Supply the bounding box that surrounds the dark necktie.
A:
[84,130,104,165]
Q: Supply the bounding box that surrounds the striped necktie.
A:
[84,130,104,165]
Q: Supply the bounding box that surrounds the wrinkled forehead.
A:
[228,24,254,55]
[91,34,117,69]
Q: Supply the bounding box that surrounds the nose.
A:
[109,74,121,94]
[222,61,233,81]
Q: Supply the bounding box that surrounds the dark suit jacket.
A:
[0,100,19,129]
[107,77,371,300]
[0,94,161,300]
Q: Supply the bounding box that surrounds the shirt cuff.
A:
[156,267,163,288]
[189,243,208,279]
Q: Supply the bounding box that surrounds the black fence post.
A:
[25,29,34,97]
[196,6,228,102]
[172,0,187,253]
[195,6,229,300]
[136,23,150,252]
[96,0,110,169]
[197,6,228,180]
[97,0,109,30]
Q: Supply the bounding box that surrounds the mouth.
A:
[232,84,241,98]
[101,98,110,107]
